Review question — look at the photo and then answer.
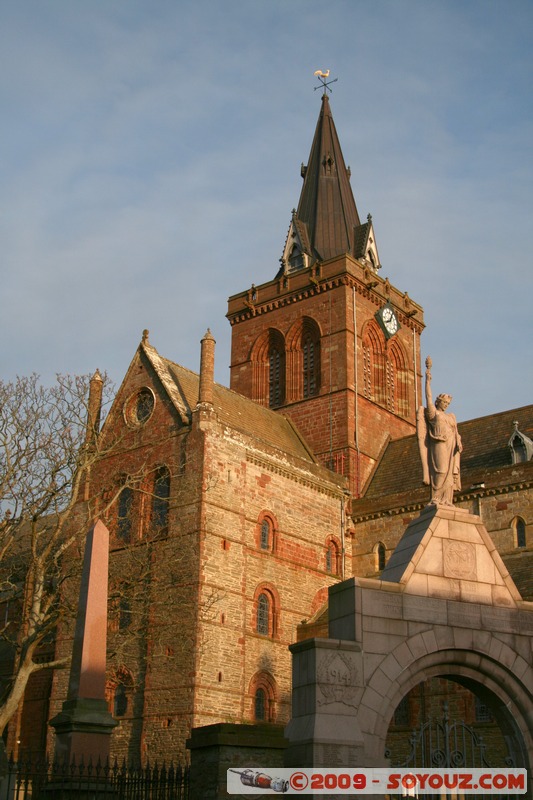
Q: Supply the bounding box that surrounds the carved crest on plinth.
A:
[443,540,476,580]
[317,651,360,707]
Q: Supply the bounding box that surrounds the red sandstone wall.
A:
[189,413,347,734]
[228,260,421,494]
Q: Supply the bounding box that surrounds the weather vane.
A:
[314,69,338,94]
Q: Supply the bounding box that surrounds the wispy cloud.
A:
[1,0,531,422]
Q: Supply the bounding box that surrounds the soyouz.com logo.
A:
[227,767,528,794]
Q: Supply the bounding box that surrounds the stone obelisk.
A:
[50,519,117,764]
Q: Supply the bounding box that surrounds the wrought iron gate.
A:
[391,705,494,769]
[386,705,520,799]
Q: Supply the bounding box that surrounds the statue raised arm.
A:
[417,356,462,506]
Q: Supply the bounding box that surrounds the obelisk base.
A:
[50,697,118,764]
[46,698,118,797]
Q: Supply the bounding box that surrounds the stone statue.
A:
[417,357,462,505]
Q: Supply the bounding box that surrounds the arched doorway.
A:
[286,506,533,800]
[387,678,515,768]
[370,647,532,773]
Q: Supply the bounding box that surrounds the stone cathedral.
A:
[7,93,532,765]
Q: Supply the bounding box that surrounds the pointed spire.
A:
[290,94,362,266]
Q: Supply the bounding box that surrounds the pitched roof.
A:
[294,94,362,263]
[501,550,533,601]
[141,341,343,478]
[354,404,533,516]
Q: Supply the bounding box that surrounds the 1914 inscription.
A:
[317,651,360,707]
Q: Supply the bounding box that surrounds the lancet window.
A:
[256,593,270,635]
[255,688,266,720]
[303,334,320,398]
[251,320,323,406]
[325,537,341,575]
[151,465,170,535]
[117,486,133,543]
[362,323,386,406]
[269,347,283,407]
[253,585,278,638]
[250,329,286,408]
[362,322,408,417]
[375,542,386,572]
[256,512,277,553]
[285,316,321,401]
[107,667,134,719]
[388,339,409,417]
[260,520,270,550]
[512,516,526,548]
[249,672,277,723]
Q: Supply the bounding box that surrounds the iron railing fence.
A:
[0,754,189,800]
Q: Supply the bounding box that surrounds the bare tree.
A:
[0,372,221,754]
[0,372,115,735]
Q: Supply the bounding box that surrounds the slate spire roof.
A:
[279,93,380,274]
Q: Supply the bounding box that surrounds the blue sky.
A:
[2,0,532,423]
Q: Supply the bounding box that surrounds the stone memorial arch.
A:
[285,505,533,793]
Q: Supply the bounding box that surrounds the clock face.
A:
[382,307,398,334]
[376,304,399,338]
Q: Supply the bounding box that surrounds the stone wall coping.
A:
[330,576,533,609]
[187,722,287,750]
[289,637,362,655]
[328,580,533,642]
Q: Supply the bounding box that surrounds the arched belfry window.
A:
[268,330,285,408]
[250,329,286,408]
[286,316,321,401]
[362,322,408,417]
[362,322,386,406]
[269,348,282,407]
[302,325,320,398]
[303,337,315,397]
[387,339,409,417]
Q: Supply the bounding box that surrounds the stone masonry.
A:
[285,504,533,789]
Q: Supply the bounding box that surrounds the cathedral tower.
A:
[227,93,425,494]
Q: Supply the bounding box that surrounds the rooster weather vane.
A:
[314,69,338,94]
